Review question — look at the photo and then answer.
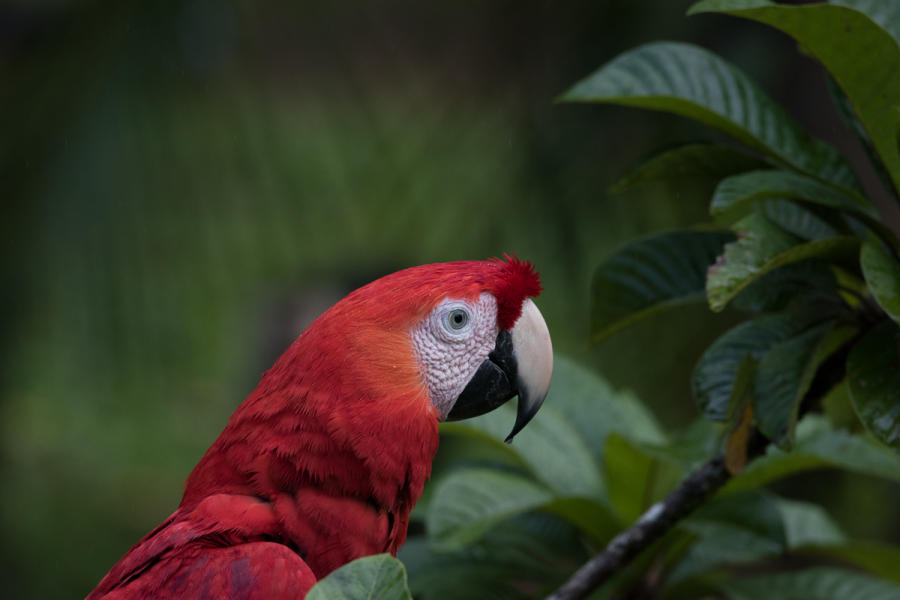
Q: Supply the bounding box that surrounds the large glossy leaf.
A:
[810,541,900,585]
[603,434,657,523]
[440,356,661,500]
[726,415,900,492]
[403,515,585,600]
[562,42,857,189]
[306,554,411,600]
[591,230,734,340]
[754,322,857,448]
[670,495,849,586]
[542,497,622,544]
[847,322,900,448]
[831,0,900,46]
[710,170,876,222]
[775,498,845,549]
[757,199,841,242]
[690,0,900,197]
[443,404,603,498]
[860,241,900,325]
[426,469,555,550]
[730,261,838,313]
[425,468,617,551]
[693,313,814,421]
[546,356,666,453]
[706,212,859,311]
[610,143,763,193]
[669,491,785,583]
[719,567,900,600]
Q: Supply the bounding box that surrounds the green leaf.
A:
[591,230,734,340]
[693,313,813,421]
[603,433,657,523]
[754,322,858,448]
[306,554,411,600]
[847,322,900,448]
[670,491,785,584]
[610,143,764,193]
[710,170,876,222]
[403,515,585,600]
[542,496,622,544]
[547,357,666,452]
[775,498,845,549]
[706,212,859,311]
[426,469,555,550]
[731,261,838,313]
[726,414,900,492]
[831,1,900,46]
[758,199,841,242]
[442,402,603,498]
[562,41,857,189]
[861,241,900,325]
[690,0,900,197]
[719,566,900,600]
[810,541,900,585]
[425,468,618,551]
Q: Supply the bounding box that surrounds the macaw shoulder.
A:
[87,494,316,599]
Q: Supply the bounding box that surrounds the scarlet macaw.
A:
[88,256,553,599]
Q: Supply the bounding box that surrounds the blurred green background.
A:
[3,1,897,598]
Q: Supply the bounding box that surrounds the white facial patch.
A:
[411,292,500,418]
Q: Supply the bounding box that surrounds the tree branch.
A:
[545,455,731,600]
[547,430,770,600]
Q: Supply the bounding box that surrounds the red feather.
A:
[87,257,542,599]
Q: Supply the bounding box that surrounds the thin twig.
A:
[547,431,769,600]
[545,455,730,600]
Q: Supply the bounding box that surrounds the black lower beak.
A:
[446,331,543,443]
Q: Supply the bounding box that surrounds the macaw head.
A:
[407,256,552,441]
[297,255,553,442]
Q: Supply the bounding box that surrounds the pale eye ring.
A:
[446,308,469,331]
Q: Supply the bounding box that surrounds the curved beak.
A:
[446,299,553,443]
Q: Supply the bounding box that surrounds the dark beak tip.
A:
[503,388,547,444]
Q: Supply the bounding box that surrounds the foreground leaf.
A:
[403,515,584,600]
[831,0,900,46]
[710,169,875,222]
[442,402,603,498]
[690,0,900,196]
[670,491,785,583]
[706,212,858,311]
[730,261,838,313]
[754,322,857,448]
[591,230,734,340]
[775,498,845,549]
[719,566,900,600]
[727,415,900,492]
[562,41,857,188]
[758,199,842,242]
[306,554,411,600]
[847,322,900,448]
[810,541,900,585]
[426,468,618,550]
[693,314,815,421]
[603,434,657,523]
[426,469,555,550]
[860,241,900,325]
[546,357,666,453]
[610,143,763,193]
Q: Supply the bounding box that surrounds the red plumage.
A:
[87,257,542,599]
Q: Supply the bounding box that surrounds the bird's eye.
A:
[446,308,469,331]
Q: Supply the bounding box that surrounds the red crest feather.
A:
[487,253,543,330]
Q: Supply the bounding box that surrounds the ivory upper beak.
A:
[506,299,553,442]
